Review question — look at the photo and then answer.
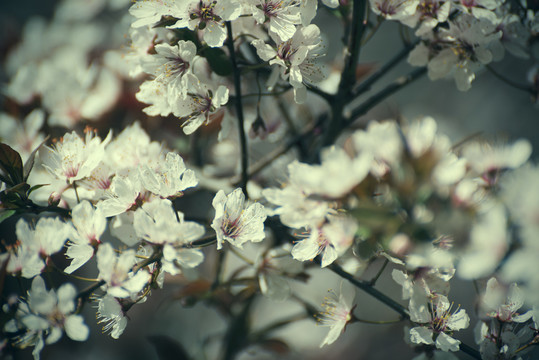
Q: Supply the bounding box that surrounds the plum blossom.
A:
[129,0,176,28]
[167,0,242,47]
[409,293,470,351]
[399,0,452,36]
[141,41,198,101]
[249,0,301,41]
[64,201,107,274]
[251,24,325,103]
[256,244,304,301]
[287,147,372,199]
[96,243,151,298]
[462,139,532,186]
[133,199,205,275]
[370,0,420,21]
[96,295,128,339]
[41,128,112,184]
[211,188,267,250]
[481,278,533,323]
[408,15,502,91]
[316,281,356,347]
[5,218,71,279]
[0,109,45,162]
[3,277,89,360]
[139,152,198,198]
[173,74,229,134]
[291,216,357,268]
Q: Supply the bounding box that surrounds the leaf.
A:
[27,184,48,195]
[0,143,24,186]
[201,47,233,76]
[147,335,190,360]
[0,209,16,224]
[23,135,49,181]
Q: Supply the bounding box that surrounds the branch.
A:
[226,21,249,197]
[328,262,408,318]
[318,0,368,150]
[486,65,534,94]
[327,262,481,359]
[350,40,419,100]
[347,67,427,123]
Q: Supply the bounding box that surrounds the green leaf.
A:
[0,209,16,224]
[0,143,24,186]
[23,135,49,181]
[201,47,233,76]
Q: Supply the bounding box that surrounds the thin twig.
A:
[319,0,368,149]
[347,67,427,123]
[328,263,482,359]
[226,21,249,197]
[351,40,419,99]
[486,65,534,94]
[369,258,389,286]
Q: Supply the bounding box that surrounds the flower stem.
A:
[351,40,419,99]
[226,21,249,197]
[486,65,533,94]
[369,258,389,286]
[328,262,482,359]
[347,67,427,122]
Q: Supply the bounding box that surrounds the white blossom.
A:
[4,277,88,359]
[409,293,470,351]
[317,281,356,347]
[41,129,112,184]
[211,188,267,250]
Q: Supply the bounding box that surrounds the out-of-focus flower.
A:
[3,276,89,359]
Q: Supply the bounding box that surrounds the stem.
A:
[369,258,389,286]
[76,280,106,301]
[182,235,217,249]
[226,21,249,197]
[72,181,81,204]
[361,16,382,46]
[230,121,318,185]
[306,85,333,102]
[252,312,309,339]
[49,258,100,282]
[347,67,427,123]
[351,40,419,99]
[133,246,163,273]
[328,263,482,359]
[354,317,403,325]
[318,0,367,151]
[328,263,408,318]
[229,246,254,266]
[486,65,533,94]
[341,0,367,92]
[212,249,227,291]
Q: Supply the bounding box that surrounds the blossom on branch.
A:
[211,188,267,250]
